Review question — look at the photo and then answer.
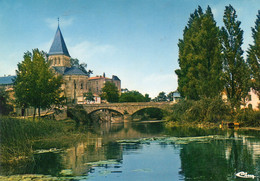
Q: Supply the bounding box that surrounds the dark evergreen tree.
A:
[220,5,250,110]
[247,10,260,98]
[175,6,223,100]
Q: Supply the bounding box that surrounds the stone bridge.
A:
[83,102,174,116]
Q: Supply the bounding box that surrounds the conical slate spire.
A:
[48,26,70,57]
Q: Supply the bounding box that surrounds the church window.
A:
[54,58,57,65]
[58,58,60,64]
[81,83,83,89]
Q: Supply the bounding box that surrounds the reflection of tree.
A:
[131,122,165,134]
[32,153,63,176]
[180,141,232,180]
[179,138,256,180]
[132,108,163,120]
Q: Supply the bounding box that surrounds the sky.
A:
[0,0,259,98]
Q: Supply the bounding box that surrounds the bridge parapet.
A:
[83,102,174,115]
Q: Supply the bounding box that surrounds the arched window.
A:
[54,58,57,65]
[58,58,60,65]
[81,83,83,89]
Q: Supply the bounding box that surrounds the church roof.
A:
[48,26,70,57]
[64,67,88,76]
[0,76,16,85]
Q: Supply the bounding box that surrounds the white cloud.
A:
[45,17,74,30]
[69,41,117,61]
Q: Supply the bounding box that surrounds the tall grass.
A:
[0,117,67,163]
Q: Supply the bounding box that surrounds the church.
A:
[0,25,121,105]
[47,25,121,104]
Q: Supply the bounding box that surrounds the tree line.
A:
[175,5,259,111]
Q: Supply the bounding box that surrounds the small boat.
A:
[236,171,255,179]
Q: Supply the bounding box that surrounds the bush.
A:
[236,109,260,127]
[67,105,91,125]
[167,97,230,124]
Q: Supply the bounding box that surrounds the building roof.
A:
[52,66,68,74]
[0,76,16,85]
[88,76,106,80]
[64,67,88,76]
[112,75,120,81]
[48,26,70,57]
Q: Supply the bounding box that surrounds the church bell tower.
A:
[48,24,71,68]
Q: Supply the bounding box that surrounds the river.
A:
[2,121,260,180]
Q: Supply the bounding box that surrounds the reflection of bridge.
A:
[83,102,174,116]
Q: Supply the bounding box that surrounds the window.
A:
[81,83,83,89]
[248,95,252,101]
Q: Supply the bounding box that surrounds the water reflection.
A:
[2,121,260,181]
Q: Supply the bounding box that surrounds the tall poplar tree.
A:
[176,6,223,100]
[220,5,250,110]
[14,49,63,119]
[247,10,260,98]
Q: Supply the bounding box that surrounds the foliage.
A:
[167,91,174,101]
[153,92,167,102]
[67,105,92,125]
[236,109,260,127]
[247,10,260,98]
[144,94,151,102]
[167,97,230,123]
[175,6,223,100]
[119,91,150,102]
[101,81,119,103]
[70,58,93,76]
[0,89,13,115]
[14,49,63,118]
[220,5,250,110]
[84,92,95,103]
[133,108,164,121]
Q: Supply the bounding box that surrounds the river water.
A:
[3,121,260,180]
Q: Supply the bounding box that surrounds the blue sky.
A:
[0,0,259,97]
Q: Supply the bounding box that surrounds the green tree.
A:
[167,91,174,101]
[220,5,250,110]
[14,49,63,119]
[175,6,223,100]
[0,88,13,115]
[153,91,167,102]
[84,92,94,103]
[101,81,119,103]
[247,10,260,98]
[144,94,151,102]
[119,90,148,102]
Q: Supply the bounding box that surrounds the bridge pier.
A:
[123,114,132,122]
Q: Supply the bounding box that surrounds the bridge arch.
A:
[80,102,173,120]
[88,108,124,116]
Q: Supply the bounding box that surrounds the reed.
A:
[0,117,74,164]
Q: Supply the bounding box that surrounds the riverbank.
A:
[0,117,88,166]
[165,98,260,128]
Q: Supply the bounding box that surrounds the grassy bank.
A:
[0,117,86,165]
[165,97,260,128]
